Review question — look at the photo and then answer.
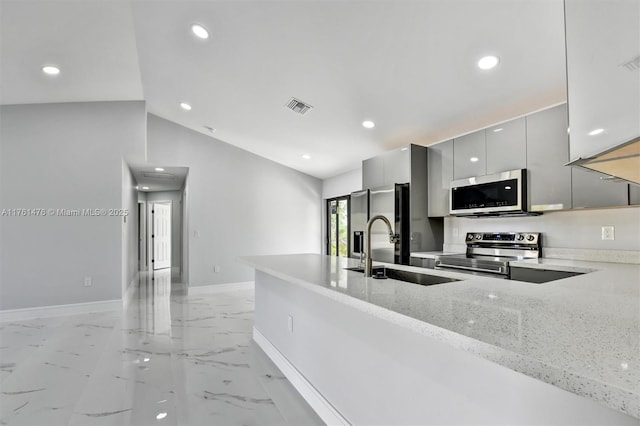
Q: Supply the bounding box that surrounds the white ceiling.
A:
[0,0,567,180]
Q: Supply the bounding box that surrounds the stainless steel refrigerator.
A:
[349,189,369,259]
[350,184,409,265]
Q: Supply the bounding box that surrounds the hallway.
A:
[0,271,323,425]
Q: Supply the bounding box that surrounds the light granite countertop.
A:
[242,253,640,419]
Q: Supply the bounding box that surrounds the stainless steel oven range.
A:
[434,232,541,278]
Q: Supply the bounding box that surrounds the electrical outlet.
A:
[601,226,615,241]
[83,277,92,287]
[214,265,221,273]
[287,315,293,333]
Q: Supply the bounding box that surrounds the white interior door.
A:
[152,203,171,270]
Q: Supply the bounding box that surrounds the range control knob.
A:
[516,234,525,241]
[526,234,535,241]
[466,234,474,241]
[475,234,482,240]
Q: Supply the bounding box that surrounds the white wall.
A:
[322,167,361,199]
[146,114,322,287]
[146,190,183,272]
[121,161,139,298]
[0,101,146,310]
[444,207,640,253]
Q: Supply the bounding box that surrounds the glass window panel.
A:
[338,199,349,257]
[329,200,337,256]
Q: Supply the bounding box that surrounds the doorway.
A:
[326,195,350,257]
[138,201,147,271]
[151,202,172,270]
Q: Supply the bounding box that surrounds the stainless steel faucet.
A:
[365,215,399,277]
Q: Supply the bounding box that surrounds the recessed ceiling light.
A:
[155,167,165,172]
[493,128,504,133]
[477,55,500,70]
[42,65,60,75]
[588,128,604,136]
[180,102,192,111]
[302,154,311,160]
[191,24,209,39]
[362,120,375,129]
[142,186,149,190]
[156,412,168,420]
[470,157,479,162]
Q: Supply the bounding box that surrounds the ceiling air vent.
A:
[285,97,313,115]
[620,54,640,72]
[142,172,177,180]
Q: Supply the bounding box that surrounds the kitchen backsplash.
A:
[443,206,640,263]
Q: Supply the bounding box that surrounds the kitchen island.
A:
[242,254,639,425]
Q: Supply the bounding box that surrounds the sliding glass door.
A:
[326,195,350,257]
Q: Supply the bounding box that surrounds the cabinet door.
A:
[428,140,454,217]
[571,168,628,208]
[453,130,486,179]
[630,185,640,205]
[383,147,411,185]
[565,0,640,160]
[486,117,526,174]
[363,156,384,189]
[526,105,572,211]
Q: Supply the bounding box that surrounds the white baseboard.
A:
[0,299,122,323]
[188,281,254,295]
[253,327,350,426]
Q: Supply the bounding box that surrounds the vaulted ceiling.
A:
[0,0,567,179]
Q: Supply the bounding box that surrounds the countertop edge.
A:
[240,255,639,419]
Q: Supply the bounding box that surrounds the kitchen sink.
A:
[345,266,460,286]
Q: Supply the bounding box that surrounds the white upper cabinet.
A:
[486,117,527,174]
[565,0,640,160]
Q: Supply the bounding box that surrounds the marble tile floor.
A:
[0,270,324,426]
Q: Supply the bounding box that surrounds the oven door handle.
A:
[435,262,505,275]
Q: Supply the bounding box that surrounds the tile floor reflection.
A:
[0,270,324,426]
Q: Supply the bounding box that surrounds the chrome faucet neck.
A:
[365,215,396,277]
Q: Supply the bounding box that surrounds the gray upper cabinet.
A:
[565,0,640,161]
[362,156,384,189]
[486,117,526,174]
[526,105,572,211]
[383,147,411,184]
[427,140,454,217]
[453,130,486,179]
[571,168,628,209]
[363,145,414,189]
[630,185,640,205]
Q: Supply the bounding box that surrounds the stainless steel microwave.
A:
[450,169,530,216]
